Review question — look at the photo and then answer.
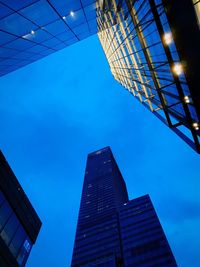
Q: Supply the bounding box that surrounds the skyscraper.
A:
[0,150,41,267]
[71,147,177,266]
[0,0,199,152]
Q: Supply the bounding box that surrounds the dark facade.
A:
[0,151,42,267]
[71,147,177,266]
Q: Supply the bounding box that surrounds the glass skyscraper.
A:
[71,147,177,266]
[0,0,199,152]
[0,151,41,267]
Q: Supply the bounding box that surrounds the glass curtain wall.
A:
[0,190,32,267]
[97,0,200,153]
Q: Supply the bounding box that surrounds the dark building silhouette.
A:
[71,147,177,266]
[0,151,41,267]
[0,1,199,152]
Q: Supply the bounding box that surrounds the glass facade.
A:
[0,150,41,267]
[0,0,98,77]
[71,147,178,267]
[71,147,128,266]
[0,190,32,266]
[97,0,200,153]
[119,195,177,267]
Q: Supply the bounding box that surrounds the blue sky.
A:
[0,35,200,267]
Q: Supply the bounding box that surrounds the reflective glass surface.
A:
[0,0,98,77]
[0,190,33,267]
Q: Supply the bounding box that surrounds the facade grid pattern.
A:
[97,0,200,153]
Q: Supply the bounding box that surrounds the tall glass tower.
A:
[71,147,178,266]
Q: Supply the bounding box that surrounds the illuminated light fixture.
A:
[31,30,35,35]
[62,16,66,20]
[163,32,173,45]
[192,122,199,130]
[184,96,190,104]
[70,11,75,17]
[173,62,183,76]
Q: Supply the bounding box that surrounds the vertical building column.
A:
[163,0,200,121]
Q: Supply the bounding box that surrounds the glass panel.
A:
[1,213,19,245]
[44,19,69,35]
[84,3,96,21]
[0,13,37,36]
[0,191,5,206]
[5,38,35,51]
[56,30,76,41]
[64,9,85,28]
[17,237,32,267]
[0,30,17,46]
[49,0,81,16]
[23,28,52,43]
[19,0,59,26]
[0,3,13,19]
[0,201,12,231]
[25,44,47,53]
[81,0,96,7]
[42,37,61,47]
[9,225,26,258]
[3,0,38,11]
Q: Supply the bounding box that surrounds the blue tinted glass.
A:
[9,225,26,258]
[44,19,69,35]
[0,30,17,45]
[56,31,76,41]
[42,37,61,47]
[84,3,96,20]
[13,51,33,60]
[39,49,54,56]
[49,0,81,16]
[0,47,19,58]
[65,9,85,28]
[1,213,19,245]
[0,201,12,231]
[81,0,96,7]
[0,191,5,206]
[74,24,88,35]
[1,0,38,11]
[19,0,59,26]
[17,237,32,266]
[25,44,47,53]
[65,38,78,46]
[0,3,13,19]
[5,38,35,51]
[0,13,37,36]
[54,42,68,50]
[23,29,52,43]
[0,58,19,66]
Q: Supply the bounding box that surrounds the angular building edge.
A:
[0,150,42,267]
